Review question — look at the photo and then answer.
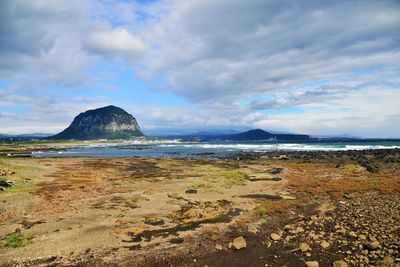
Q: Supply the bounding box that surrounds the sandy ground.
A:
[0,149,399,267]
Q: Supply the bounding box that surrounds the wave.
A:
[159,143,400,151]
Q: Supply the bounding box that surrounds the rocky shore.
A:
[0,149,399,266]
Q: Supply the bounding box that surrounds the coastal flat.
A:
[0,150,399,266]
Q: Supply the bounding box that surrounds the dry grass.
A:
[284,162,400,200]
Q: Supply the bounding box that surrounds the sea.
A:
[32,139,400,159]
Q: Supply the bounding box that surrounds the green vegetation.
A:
[4,183,37,193]
[220,170,248,189]
[116,213,125,219]
[191,183,216,192]
[0,163,39,193]
[255,205,268,219]
[3,232,33,248]
[210,233,218,241]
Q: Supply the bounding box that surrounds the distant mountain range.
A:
[162,129,310,141]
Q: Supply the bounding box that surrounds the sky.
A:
[0,0,400,138]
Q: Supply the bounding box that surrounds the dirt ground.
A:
[0,149,399,267]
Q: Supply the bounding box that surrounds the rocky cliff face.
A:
[51,105,144,140]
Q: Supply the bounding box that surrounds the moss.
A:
[220,170,247,189]
[4,183,37,193]
[116,213,125,219]
[191,183,216,192]
[3,232,33,248]
[255,206,268,219]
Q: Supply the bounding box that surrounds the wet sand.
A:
[0,149,399,266]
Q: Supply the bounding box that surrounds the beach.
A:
[0,147,399,266]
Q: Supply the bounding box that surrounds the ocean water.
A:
[32,140,400,158]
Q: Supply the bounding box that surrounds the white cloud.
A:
[84,28,146,58]
[1,0,400,137]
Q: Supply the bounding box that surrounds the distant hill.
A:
[214,129,310,141]
[49,105,144,140]
[163,128,310,141]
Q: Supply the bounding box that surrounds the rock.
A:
[248,224,259,234]
[291,226,305,234]
[169,237,184,244]
[299,243,312,252]
[144,218,165,226]
[336,228,346,234]
[305,261,319,267]
[232,236,247,250]
[364,241,380,251]
[380,256,394,265]
[185,189,197,194]
[309,233,319,240]
[320,240,330,249]
[270,233,281,241]
[333,260,348,267]
[215,244,223,250]
[358,234,367,240]
[348,231,357,238]
[0,180,12,187]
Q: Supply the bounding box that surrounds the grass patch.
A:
[116,213,125,219]
[255,205,268,218]
[340,164,366,171]
[3,232,33,248]
[4,183,37,193]
[210,233,218,241]
[191,183,216,192]
[220,170,247,189]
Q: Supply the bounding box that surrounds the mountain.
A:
[50,105,144,140]
[216,129,310,141]
[164,128,310,141]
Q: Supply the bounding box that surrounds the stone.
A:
[349,231,357,238]
[364,241,380,251]
[248,224,259,234]
[305,261,319,267]
[320,240,330,249]
[270,233,281,241]
[232,236,247,250]
[144,218,165,226]
[215,244,223,250]
[185,189,197,194]
[309,233,319,240]
[0,180,12,187]
[299,243,312,252]
[358,234,367,240]
[333,260,348,267]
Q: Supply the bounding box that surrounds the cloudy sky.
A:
[0,0,399,137]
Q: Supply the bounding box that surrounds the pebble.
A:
[299,243,312,252]
[232,236,247,250]
[320,240,330,249]
[270,233,281,241]
[215,244,222,251]
[333,260,348,267]
[305,261,319,267]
